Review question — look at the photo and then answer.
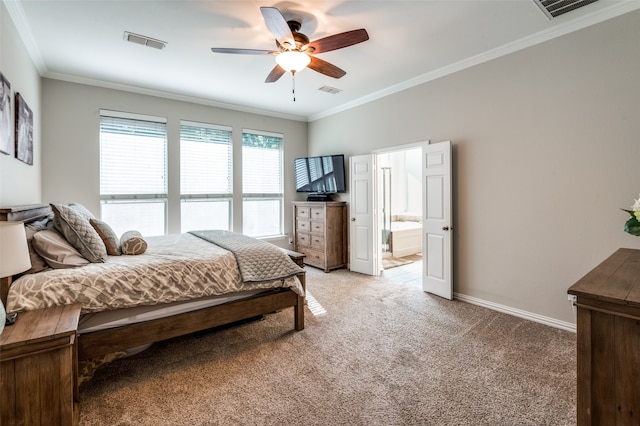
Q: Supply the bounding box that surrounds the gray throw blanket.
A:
[189,230,304,284]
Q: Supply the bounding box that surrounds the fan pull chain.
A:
[292,71,296,102]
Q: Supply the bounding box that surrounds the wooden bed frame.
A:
[0,204,305,361]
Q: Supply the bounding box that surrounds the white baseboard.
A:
[454,292,576,333]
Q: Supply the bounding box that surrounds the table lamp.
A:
[0,222,31,333]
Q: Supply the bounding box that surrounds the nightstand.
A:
[0,303,82,425]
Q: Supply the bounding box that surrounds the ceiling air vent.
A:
[533,0,599,19]
[318,86,342,95]
[124,31,167,50]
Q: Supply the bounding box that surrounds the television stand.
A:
[306,193,334,202]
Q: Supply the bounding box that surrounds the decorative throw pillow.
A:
[68,202,96,220]
[23,214,55,274]
[120,230,147,255]
[90,218,121,256]
[50,203,107,263]
[32,229,90,269]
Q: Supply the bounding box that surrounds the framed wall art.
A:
[15,92,33,165]
[0,72,12,156]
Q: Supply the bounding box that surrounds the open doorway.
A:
[376,147,423,285]
[349,141,452,298]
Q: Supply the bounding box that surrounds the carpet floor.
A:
[79,267,576,425]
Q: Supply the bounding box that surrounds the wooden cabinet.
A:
[1,304,82,425]
[293,201,347,272]
[567,248,640,426]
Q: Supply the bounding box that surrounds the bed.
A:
[0,204,306,362]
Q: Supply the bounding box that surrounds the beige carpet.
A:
[79,268,576,425]
[381,256,413,269]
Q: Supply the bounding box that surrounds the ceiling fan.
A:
[211,6,369,84]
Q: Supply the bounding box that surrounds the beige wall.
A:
[0,1,41,206]
[309,10,640,325]
[41,79,308,243]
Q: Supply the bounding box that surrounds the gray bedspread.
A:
[189,230,305,283]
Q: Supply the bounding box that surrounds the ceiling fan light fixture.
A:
[275,51,311,73]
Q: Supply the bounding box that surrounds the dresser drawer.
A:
[295,232,311,248]
[310,221,325,234]
[299,247,326,267]
[310,207,325,220]
[309,234,325,249]
[296,206,310,219]
[296,219,311,232]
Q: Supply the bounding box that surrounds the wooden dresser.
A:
[1,304,82,425]
[567,248,640,425]
[293,201,347,272]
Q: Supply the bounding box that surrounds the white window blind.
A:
[100,114,167,196]
[180,121,232,195]
[242,131,282,196]
[242,130,283,237]
[99,111,167,236]
[180,121,232,232]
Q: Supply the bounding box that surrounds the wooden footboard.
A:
[78,287,304,360]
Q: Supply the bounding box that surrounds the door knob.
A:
[442,226,450,231]
[351,218,356,221]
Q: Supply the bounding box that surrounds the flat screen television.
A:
[294,154,346,200]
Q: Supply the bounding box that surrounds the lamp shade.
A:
[0,222,31,278]
[275,51,311,73]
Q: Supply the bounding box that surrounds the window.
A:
[99,111,167,237]
[180,121,232,233]
[242,130,283,237]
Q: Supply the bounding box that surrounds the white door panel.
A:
[349,154,377,275]
[423,141,453,299]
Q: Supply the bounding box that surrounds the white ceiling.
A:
[6,0,640,121]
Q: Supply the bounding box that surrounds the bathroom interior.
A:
[377,147,423,272]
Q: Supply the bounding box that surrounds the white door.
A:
[422,141,453,299]
[349,154,378,275]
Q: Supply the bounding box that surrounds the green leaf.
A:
[621,208,636,217]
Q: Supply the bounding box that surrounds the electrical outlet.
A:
[288,238,293,245]
[567,294,577,303]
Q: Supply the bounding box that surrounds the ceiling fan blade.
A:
[211,48,278,55]
[265,65,286,83]
[260,7,295,50]
[307,29,369,54]
[308,56,346,79]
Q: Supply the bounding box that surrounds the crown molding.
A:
[3,0,47,74]
[309,1,640,122]
[43,71,308,122]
